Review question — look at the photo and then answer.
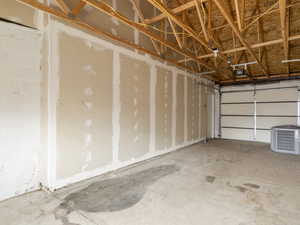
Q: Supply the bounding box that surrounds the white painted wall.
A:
[0,22,42,201]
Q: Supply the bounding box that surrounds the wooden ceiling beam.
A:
[255,0,270,74]
[194,0,209,42]
[210,0,268,76]
[71,1,86,16]
[79,0,215,71]
[279,0,290,73]
[179,34,300,62]
[54,0,70,14]
[130,0,161,55]
[147,0,211,52]
[234,0,243,31]
[242,2,278,33]
[17,0,218,81]
[168,17,184,49]
[163,0,183,49]
[147,1,300,35]
[144,0,208,25]
[147,0,235,79]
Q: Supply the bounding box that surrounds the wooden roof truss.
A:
[17,0,300,84]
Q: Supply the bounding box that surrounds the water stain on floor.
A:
[54,165,179,225]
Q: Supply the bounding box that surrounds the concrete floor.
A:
[1,139,300,225]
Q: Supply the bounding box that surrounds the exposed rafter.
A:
[145,0,207,24]
[234,0,244,31]
[129,0,161,55]
[168,17,184,49]
[194,0,209,42]
[54,0,70,14]
[146,1,300,34]
[17,0,219,81]
[242,1,278,33]
[79,0,216,72]
[213,0,268,76]
[17,0,300,84]
[149,0,236,79]
[147,0,212,52]
[178,34,300,63]
[162,0,183,49]
[279,0,290,73]
[71,1,86,16]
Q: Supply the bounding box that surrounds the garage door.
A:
[221,86,299,143]
[255,87,298,142]
[221,89,255,141]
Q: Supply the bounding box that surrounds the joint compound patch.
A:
[83,101,93,110]
[84,120,92,128]
[85,152,92,162]
[83,65,97,76]
[84,88,93,96]
[84,134,92,147]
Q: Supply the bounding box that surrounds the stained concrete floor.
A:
[1,139,300,225]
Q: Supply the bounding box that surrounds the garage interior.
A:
[1,0,300,224]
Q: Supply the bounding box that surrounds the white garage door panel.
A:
[222,91,254,103]
[222,104,254,115]
[222,116,254,128]
[256,88,298,102]
[256,103,297,116]
[256,130,271,143]
[221,85,299,143]
[256,117,297,129]
[222,128,254,141]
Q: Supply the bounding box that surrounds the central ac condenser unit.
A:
[271,125,300,155]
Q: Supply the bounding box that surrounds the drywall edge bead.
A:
[112,50,121,164]
[172,69,177,147]
[47,18,59,190]
[184,76,188,142]
[150,63,157,153]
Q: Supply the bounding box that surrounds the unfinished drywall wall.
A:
[187,77,202,141]
[56,30,113,180]
[0,0,213,201]
[206,87,214,139]
[189,78,201,141]
[200,84,208,138]
[47,22,211,190]
[119,54,151,161]
[0,22,41,201]
[176,74,185,145]
[155,67,173,151]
